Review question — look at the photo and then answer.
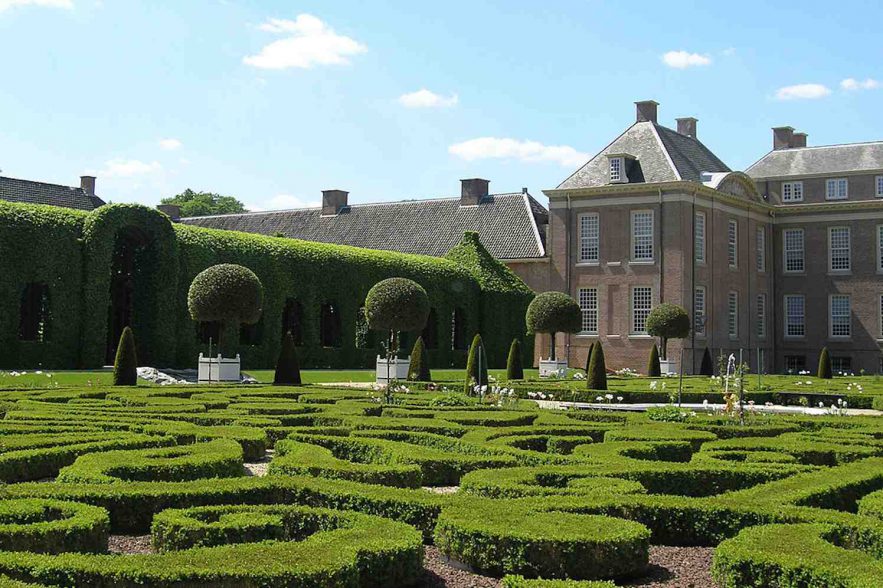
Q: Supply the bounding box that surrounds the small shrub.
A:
[408,337,431,382]
[465,334,489,393]
[646,405,695,423]
[647,344,661,378]
[506,339,523,381]
[428,393,475,407]
[112,326,138,386]
[818,347,832,379]
[273,331,301,385]
[586,341,607,391]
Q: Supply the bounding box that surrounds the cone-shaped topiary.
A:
[188,264,263,355]
[525,291,581,361]
[274,331,301,385]
[113,326,138,386]
[818,347,833,379]
[648,344,661,377]
[408,336,431,382]
[465,333,489,393]
[700,347,713,376]
[584,342,595,375]
[587,341,607,391]
[506,339,523,381]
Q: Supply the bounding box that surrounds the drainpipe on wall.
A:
[658,188,664,304]
[565,193,573,367]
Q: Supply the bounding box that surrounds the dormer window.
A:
[609,157,623,182]
[606,153,633,184]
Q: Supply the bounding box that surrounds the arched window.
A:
[451,307,466,350]
[240,319,263,346]
[422,308,439,349]
[320,302,342,348]
[281,298,303,345]
[196,321,221,346]
[19,283,50,342]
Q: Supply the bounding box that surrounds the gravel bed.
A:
[422,486,460,494]
[243,449,274,477]
[107,535,153,555]
[422,546,501,588]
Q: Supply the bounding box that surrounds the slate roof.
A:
[181,192,547,260]
[746,141,883,179]
[0,176,104,211]
[557,121,730,189]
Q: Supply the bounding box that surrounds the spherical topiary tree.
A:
[645,303,690,360]
[506,339,523,381]
[648,344,661,377]
[365,278,430,362]
[700,347,714,376]
[274,331,301,385]
[113,326,138,386]
[188,264,263,355]
[525,292,581,361]
[818,346,833,379]
[587,341,607,391]
[408,336,431,382]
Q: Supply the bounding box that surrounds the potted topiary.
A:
[365,277,430,385]
[188,264,263,383]
[645,303,690,375]
[525,291,581,378]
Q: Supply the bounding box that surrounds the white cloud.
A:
[246,193,321,212]
[0,0,72,12]
[841,77,880,91]
[775,83,831,100]
[158,138,182,151]
[243,14,366,70]
[448,137,589,168]
[661,50,711,69]
[95,159,162,178]
[398,89,459,109]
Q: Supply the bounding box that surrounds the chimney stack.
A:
[157,204,181,221]
[772,126,795,150]
[676,117,698,139]
[791,132,808,148]
[321,189,349,216]
[460,178,489,206]
[635,100,659,124]
[80,175,96,195]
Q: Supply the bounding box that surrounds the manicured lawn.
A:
[0,370,119,389]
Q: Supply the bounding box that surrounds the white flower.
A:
[596,396,603,402]
[819,402,825,408]
[617,396,624,402]
[702,399,709,406]
[605,393,613,400]
[649,381,658,390]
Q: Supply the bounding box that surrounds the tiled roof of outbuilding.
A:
[181,192,547,260]
[746,141,883,179]
[0,176,104,211]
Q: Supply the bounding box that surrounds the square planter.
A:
[539,358,568,378]
[198,354,241,383]
[660,358,678,376]
[376,355,411,384]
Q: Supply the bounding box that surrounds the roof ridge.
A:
[0,175,84,193]
[766,140,883,152]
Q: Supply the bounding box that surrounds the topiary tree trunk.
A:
[465,333,489,394]
[274,331,301,385]
[506,339,523,381]
[584,342,594,375]
[586,341,607,391]
[113,326,138,386]
[700,347,713,376]
[408,336,431,382]
[818,347,833,379]
[648,344,661,377]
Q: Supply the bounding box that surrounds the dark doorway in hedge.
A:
[196,321,221,347]
[422,308,439,349]
[240,319,263,346]
[105,227,149,364]
[18,282,50,342]
[281,298,304,345]
[451,307,466,350]
[320,302,342,348]
[355,306,375,349]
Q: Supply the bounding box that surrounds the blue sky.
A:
[1,0,881,210]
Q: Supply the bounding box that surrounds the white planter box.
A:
[660,358,678,376]
[539,358,568,378]
[198,354,241,383]
[376,355,411,384]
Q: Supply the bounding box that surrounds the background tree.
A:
[112,326,137,386]
[587,341,607,391]
[506,339,523,381]
[161,189,247,217]
[700,347,714,376]
[465,333,489,393]
[525,291,581,361]
[645,303,691,360]
[187,264,263,355]
[274,331,301,385]
[818,347,833,379]
[408,336,431,382]
[648,343,661,377]
[365,278,430,363]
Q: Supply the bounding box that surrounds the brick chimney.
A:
[772,126,795,150]
[635,100,659,124]
[460,178,489,206]
[157,204,181,221]
[792,132,808,148]
[676,117,698,139]
[321,189,348,216]
[80,175,96,195]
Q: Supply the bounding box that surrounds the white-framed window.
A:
[876,176,883,198]
[578,213,600,263]
[826,178,848,200]
[631,286,652,334]
[694,211,705,263]
[609,157,623,182]
[631,210,654,262]
[694,286,706,336]
[728,291,738,338]
[785,295,806,337]
[756,227,766,272]
[829,227,851,272]
[728,220,738,267]
[783,228,805,273]
[878,225,883,272]
[782,181,804,202]
[756,293,766,338]
[830,295,851,338]
[578,287,598,334]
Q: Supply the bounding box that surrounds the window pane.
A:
[695,212,705,262]
[756,294,766,338]
[632,287,652,333]
[728,291,738,337]
[756,227,765,272]
[786,295,805,337]
[579,214,599,262]
[728,220,738,267]
[830,295,851,337]
[784,229,805,272]
[632,211,653,261]
[694,287,706,335]
[578,288,598,334]
[829,227,851,271]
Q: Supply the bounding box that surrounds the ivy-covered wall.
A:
[0,202,533,370]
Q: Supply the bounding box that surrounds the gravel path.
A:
[243,449,274,477]
[107,535,152,555]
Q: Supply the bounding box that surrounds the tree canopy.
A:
[645,303,690,360]
[161,189,247,217]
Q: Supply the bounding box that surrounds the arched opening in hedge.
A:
[196,321,221,347]
[105,227,149,364]
[422,308,439,349]
[18,282,50,342]
[451,307,466,350]
[320,302,342,348]
[280,298,304,345]
[240,319,263,346]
